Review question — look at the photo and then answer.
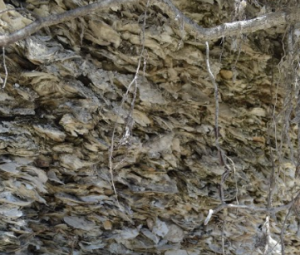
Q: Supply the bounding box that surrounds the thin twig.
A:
[126,0,149,131]
[205,41,226,204]
[263,216,270,254]
[266,77,276,212]
[205,43,228,252]
[231,35,244,83]
[225,156,239,205]
[280,191,300,255]
[205,41,219,148]
[218,36,225,63]
[108,0,149,203]
[280,207,291,255]
[204,201,294,225]
[2,47,7,89]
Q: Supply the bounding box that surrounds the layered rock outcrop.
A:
[0,0,300,254]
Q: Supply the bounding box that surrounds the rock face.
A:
[0,0,300,254]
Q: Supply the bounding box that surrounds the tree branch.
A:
[156,0,300,41]
[0,0,136,47]
[0,0,300,47]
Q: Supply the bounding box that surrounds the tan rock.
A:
[103,220,113,230]
[219,69,233,79]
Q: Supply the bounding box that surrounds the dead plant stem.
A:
[108,0,149,205]
[2,47,7,88]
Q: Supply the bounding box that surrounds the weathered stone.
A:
[0,0,299,254]
[219,69,233,80]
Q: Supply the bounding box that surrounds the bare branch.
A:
[108,0,149,205]
[204,201,293,225]
[0,0,300,47]
[0,0,136,47]
[280,191,300,255]
[205,41,226,205]
[2,47,7,88]
[156,0,300,41]
[205,42,219,146]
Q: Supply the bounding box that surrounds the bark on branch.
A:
[157,0,300,40]
[0,0,300,47]
[0,0,136,47]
